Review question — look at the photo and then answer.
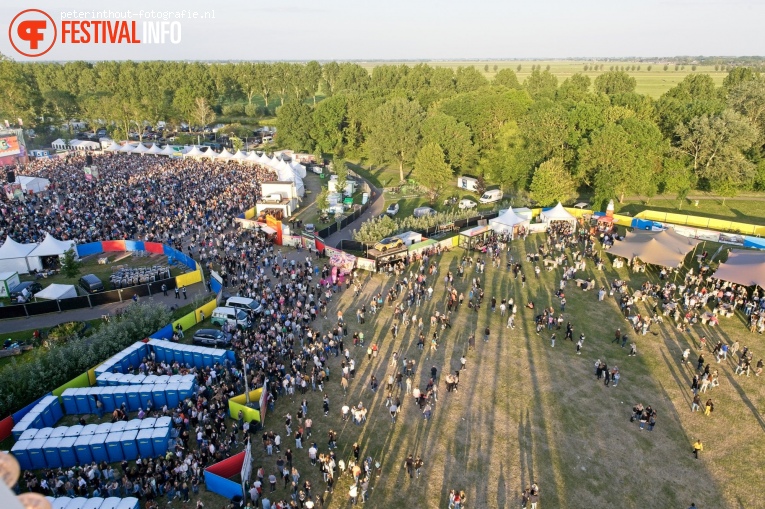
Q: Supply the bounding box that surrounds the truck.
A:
[479,189,503,203]
[457,176,480,192]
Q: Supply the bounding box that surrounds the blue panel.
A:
[100,388,116,413]
[27,438,47,470]
[126,390,141,412]
[76,242,103,258]
[121,430,138,461]
[73,435,93,464]
[124,240,145,252]
[43,438,62,468]
[57,436,78,468]
[89,434,109,463]
[151,428,170,456]
[12,394,50,424]
[743,236,765,249]
[136,429,154,459]
[164,383,179,409]
[204,471,242,500]
[105,432,124,463]
[11,440,32,471]
[210,277,222,294]
[150,325,174,340]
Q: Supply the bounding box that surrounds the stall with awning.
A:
[608,228,700,268]
[329,251,357,274]
[458,225,491,251]
[539,202,576,226]
[713,251,765,288]
[489,208,530,238]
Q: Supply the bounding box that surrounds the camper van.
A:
[225,296,263,315]
[210,307,251,329]
[479,189,503,204]
[457,176,480,192]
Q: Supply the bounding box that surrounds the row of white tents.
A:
[0,234,76,275]
[104,143,306,197]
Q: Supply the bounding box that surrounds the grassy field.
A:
[356,60,728,98]
[619,195,765,228]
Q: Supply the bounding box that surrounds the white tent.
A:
[258,153,273,166]
[28,233,76,265]
[119,143,136,153]
[69,140,101,151]
[0,236,41,274]
[245,151,260,164]
[146,143,163,155]
[489,208,530,238]
[540,202,576,226]
[217,148,234,161]
[290,161,307,178]
[184,146,204,158]
[131,143,149,155]
[16,176,51,193]
[103,141,122,152]
[231,150,248,162]
[34,284,78,301]
[201,148,217,159]
[160,145,176,156]
[51,139,67,150]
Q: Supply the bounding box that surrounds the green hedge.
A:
[0,301,171,418]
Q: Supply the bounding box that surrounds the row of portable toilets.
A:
[10,417,172,471]
[8,340,231,474]
[45,496,139,509]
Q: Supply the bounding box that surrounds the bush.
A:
[222,103,245,117]
[0,301,171,417]
[352,208,488,243]
[244,103,260,118]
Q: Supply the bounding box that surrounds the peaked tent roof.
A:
[541,202,576,222]
[291,162,307,178]
[714,250,765,288]
[160,145,176,156]
[131,143,149,154]
[245,151,261,163]
[103,141,122,152]
[146,143,163,155]
[119,143,136,153]
[0,236,38,259]
[184,146,205,158]
[28,233,76,258]
[201,148,217,159]
[490,208,528,231]
[216,148,234,160]
[608,229,700,268]
[34,283,77,300]
[231,150,248,162]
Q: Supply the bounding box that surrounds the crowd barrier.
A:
[204,450,247,500]
[45,497,139,509]
[635,209,765,236]
[227,387,267,424]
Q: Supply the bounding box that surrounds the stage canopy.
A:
[714,250,765,288]
[489,208,529,237]
[609,228,701,268]
[35,283,77,300]
[540,202,576,225]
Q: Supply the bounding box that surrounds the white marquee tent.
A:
[103,141,122,152]
[34,284,78,301]
[184,146,204,158]
[290,161,307,178]
[540,202,577,226]
[489,208,530,238]
[217,148,234,160]
[0,237,41,274]
[17,176,51,193]
[201,148,217,159]
[231,150,248,162]
[160,145,177,156]
[51,139,68,150]
[27,234,76,267]
[146,143,163,155]
[245,151,261,164]
[131,143,149,155]
[119,143,136,153]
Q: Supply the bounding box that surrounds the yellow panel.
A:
[175,269,202,288]
[244,207,257,220]
[173,311,197,332]
[196,299,217,322]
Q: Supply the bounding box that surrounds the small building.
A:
[457,176,480,192]
[395,231,423,247]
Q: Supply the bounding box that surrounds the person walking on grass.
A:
[576,335,584,355]
[693,439,703,459]
[550,333,555,348]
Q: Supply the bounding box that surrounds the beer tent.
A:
[609,229,700,268]
[713,250,765,288]
[0,236,41,274]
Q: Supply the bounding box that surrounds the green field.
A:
[355,60,728,98]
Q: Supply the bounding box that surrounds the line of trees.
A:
[2,58,764,207]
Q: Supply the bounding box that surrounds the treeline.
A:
[1,59,764,206]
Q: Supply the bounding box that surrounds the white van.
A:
[210,306,251,329]
[479,189,503,203]
[225,296,263,315]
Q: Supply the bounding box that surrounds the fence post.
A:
[23,304,29,317]
[57,299,62,313]
[87,295,93,308]
[147,283,152,296]
[118,289,123,302]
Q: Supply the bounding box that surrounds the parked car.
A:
[374,237,404,252]
[9,281,42,301]
[479,189,503,203]
[192,328,232,347]
[210,306,251,329]
[225,296,263,315]
[311,165,324,175]
[78,274,105,293]
[458,198,477,210]
[386,203,400,216]
[304,224,316,234]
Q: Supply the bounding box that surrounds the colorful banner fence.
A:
[205,450,246,499]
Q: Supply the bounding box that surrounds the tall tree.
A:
[304,61,323,105]
[254,63,274,110]
[322,62,341,96]
[413,143,453,203]
[493,69,522,90]
[365,98,424,182]
[276,101,314,151]
[312,94,348,155]
[421,113,477,172]
[557,73,592,102]
[523,69,558,100]
[334,158,349,196]
[455,66,489,93]
[192,97,214,129]
[529,158,576,206]
[594,70,636,95]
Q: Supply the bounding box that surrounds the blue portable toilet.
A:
[57,436,78,468]
[50,426,69,439]
[123,419,141,432]
[105,432,124,463]
[131,374,146,385]
[61,388,79,415]
[81,424,98,436]
[126,347,140,369]
[74,388,91,414]
[126,387,141,412]
[181,374,196,385]
[155,416,172,430]
[121,430,138,461]
[151,427,170,455]
[177,382,194,402]
[108,372,122,386]
[66,498,89,509]
[138,386,153,409]
[139,417,157,430]
[81,498,104,509]
[182,348,194,367]
[112,387,128,411]
[152,385,167,408]
[115,354,130,373]
[96,372,111,386]
[35,427,53,441]
[11,419,34,440]
[52,497,72,509]
[100,498,122,509]
[47,395,64,424]
[164,383,180,409]
[11,440,32,471]
[27,438,47,469]
[89,434,109,463]
[87,390,102,414]
[151,342,165,363]
[172,346,186,364]
[73,435,93,464]
[19,428,38,441]
[65,425,83,437]
[143,375,158,385]
[192,347,204,368]
[118,374,133,385]
[168,375,183,384]
[39,396,59,426]
[136,428,154,458]
[201,350,213,368]
[96,423,112,435]
[99,387,116,413]
[111,421,127,433]
[42,437,63,468]
[116,498,140,509]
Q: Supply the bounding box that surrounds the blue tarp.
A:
[76,242,103,258]
[743,236,765,250]
[124,240,145,252]
[204,471,241,500]
[12,394,51,425]
[150,324,174,340]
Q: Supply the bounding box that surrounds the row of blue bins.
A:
[94,343,149,377]
[11,396,65,439]
[96,373,195,387]
[61,382,195,415]
[12,425,171,470]
[148,340,229,368]
[47,496,139,509]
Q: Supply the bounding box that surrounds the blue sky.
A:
[2,0,763,61]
